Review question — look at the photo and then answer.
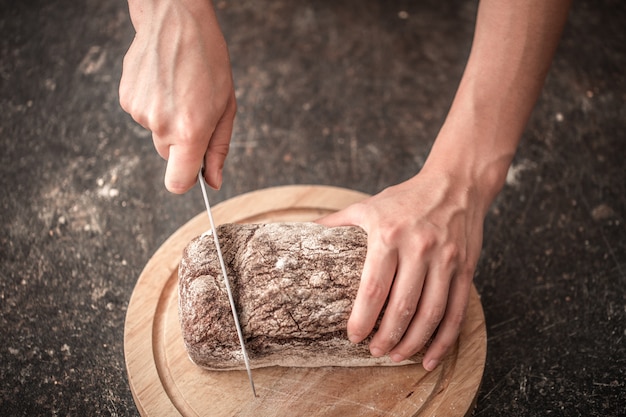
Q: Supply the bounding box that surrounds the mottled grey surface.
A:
[0,0,624,416]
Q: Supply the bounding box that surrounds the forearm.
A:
[125,0,224,57]
[423,0,571,212]
[316,1,572,369]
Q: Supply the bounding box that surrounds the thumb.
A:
[164,143,204,194]
[315,203,364,228]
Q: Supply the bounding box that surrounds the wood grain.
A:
[124,185,487,416]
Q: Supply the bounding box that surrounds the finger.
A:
[422,273,472,371]
[389,260,453,362]
[120,48,152,131]
[152,133,170,161]
[203,97,235,190]
[347,238,397,344]
[315,202,366,228]
[164,142,204,194]
[118,46,138,115]
[368,254,426,357]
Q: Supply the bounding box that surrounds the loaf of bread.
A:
[178,222,423,370]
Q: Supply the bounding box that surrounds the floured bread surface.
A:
[178,222,423,370]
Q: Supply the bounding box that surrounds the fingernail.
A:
[211,168,223,190]
[390,353,404,362]
[348,332,363,344]
[370,347,384,357]
[217,168,223,189]
[424,359,439,371]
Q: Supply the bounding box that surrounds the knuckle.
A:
[378,330,402,349]
[430,330,462,359]
[360,278,388,303]
[448,309,467,328]
[210,141,231,159]
[173,115,200,145]
[423,305,445,325]
[458,264,475,282]
[118,91,144,126]
[351,202,370,219]
[227,93,238,115]
[393,340,424,360]
[440,243,460,265]
[463,268,475,282]
[147,108,168,137]
[391,297,417,322]
[413,234,437,256]
[431,339,453,359]
[118,88,130,112]
[378,225,402,248]
[165,109,205,143]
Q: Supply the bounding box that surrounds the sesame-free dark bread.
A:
[178,222,422,370]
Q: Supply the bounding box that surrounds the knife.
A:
[198,169,257,397]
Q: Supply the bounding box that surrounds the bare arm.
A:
[428,0,572,206]
[318,0,571,371]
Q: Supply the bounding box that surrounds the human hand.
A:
[314,0,570,373]
[119,0,236,192]
[316,170,486,371]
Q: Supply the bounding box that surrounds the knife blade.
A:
[198,169,257,397]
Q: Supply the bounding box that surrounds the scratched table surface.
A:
[1,0,624,416]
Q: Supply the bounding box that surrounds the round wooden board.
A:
[124,185,487,417]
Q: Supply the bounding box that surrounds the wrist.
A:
[421,117,516,214]
[127,0,216,31]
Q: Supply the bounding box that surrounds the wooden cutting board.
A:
[124,185,486,417]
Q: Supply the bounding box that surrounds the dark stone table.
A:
[1,0,624,415]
